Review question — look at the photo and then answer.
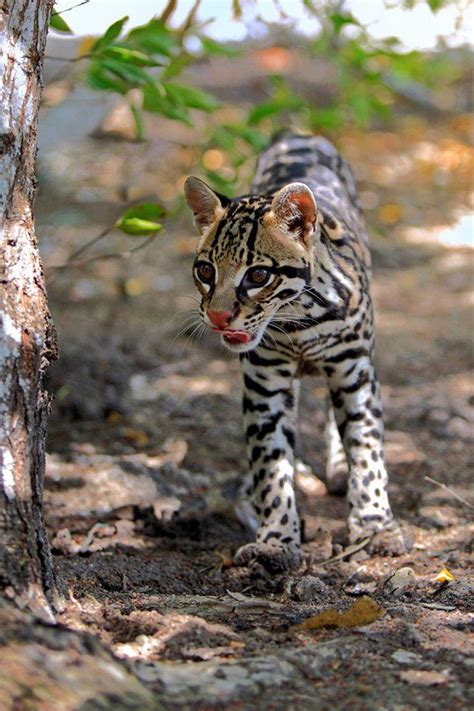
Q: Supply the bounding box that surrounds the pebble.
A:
[392,649,423,665]
[292,575,327,602]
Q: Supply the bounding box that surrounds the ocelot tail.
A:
[184,132,409,571]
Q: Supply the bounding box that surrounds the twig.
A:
[46,233,158,285]
[159,0,178,24]
[178,0,202,42]
[45,54,91,62]
[424,476,474,510]
[51,0,90,17]
[319,537,371,566]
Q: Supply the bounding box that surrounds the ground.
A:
[19,68,474,709]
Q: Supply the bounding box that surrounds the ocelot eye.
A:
[195,262,215,284]
[244,267,270,288]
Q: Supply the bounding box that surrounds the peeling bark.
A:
[0,0,58,616]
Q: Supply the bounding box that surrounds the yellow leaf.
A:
[434,567,455,584]
[77,36,96,57]
[378,203,404,225]
[294,596,385,631]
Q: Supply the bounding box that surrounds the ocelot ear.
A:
[269,182,318,247]
[184,177,230,234]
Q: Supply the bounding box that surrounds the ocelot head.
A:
[184,177,318,353]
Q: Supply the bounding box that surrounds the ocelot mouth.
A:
[212,327,253,344]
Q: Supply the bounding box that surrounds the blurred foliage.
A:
[49,0,465,197]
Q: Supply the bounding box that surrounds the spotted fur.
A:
[185,132,407,568]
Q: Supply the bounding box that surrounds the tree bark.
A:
[0,0,58,617]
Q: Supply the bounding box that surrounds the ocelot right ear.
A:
[184,177,230,234]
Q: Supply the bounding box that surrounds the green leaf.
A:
[49,13,73,34]
[127,20,176,57]
[130,104,145,142]
[247,101,281,125]
[162,53,192,80]
[211,126,236,152]
[349,94,371,127]
[115,204,165,235]
[308,107,343,131]
[247,91,306,125]
[142,85,192,124]
[92,16,128,51]
[200,37,240,57]
[101,58,155,87]
[228,125,268,151]
[164,83,218,112]
[329,12,359,35]
[101,45,162,67]
[87,62,129,94]
[204,170,236,196]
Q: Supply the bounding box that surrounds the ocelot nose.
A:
[207,309,233,329]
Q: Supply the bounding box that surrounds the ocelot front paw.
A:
[234,542,301,573]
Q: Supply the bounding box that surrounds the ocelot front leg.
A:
[325,354,409,555]
[235,350,301,571]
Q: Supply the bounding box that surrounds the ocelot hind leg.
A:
[324,396,349,495]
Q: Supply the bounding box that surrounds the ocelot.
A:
[184,132,408,570]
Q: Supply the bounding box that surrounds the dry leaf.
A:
[294,596,385,631]
[434,567,455,584]
[122,427,150,446]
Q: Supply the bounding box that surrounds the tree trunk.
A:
[0,0,58,617]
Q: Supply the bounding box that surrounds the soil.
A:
[27,64,474,710]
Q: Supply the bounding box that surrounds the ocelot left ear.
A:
[269,182,318,247]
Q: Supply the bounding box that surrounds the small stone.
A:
[292,575,327,602]
[418,505,460,529]
[399,669,451,686]
[446,416,473,441]
[384,567,417,596]
[392,649,423,665]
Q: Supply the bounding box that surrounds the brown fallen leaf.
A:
[122,427,150,447]
[399,669,451,686]
[294,596,385,631]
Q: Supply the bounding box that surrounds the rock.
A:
[384,567,417,596]
[292,575,327,602]
[446,416,473,441]
[418,505,460,529]
[392,649,423,665]
[399,669,451,686]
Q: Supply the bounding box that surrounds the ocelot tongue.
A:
[221,330,251,344]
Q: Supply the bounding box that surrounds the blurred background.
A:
[39,0,473,591]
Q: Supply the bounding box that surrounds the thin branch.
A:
[45,54,91,62]
[51,0,90,17]
[159,0,179,24]
[46,233,158,284]
[178,0,202,42]
[424,476,474,510]
[65,226,113,262]
[319,537,371,566]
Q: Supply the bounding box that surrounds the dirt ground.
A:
[30,65,474,709]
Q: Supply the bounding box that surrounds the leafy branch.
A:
[47,204,165,283]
